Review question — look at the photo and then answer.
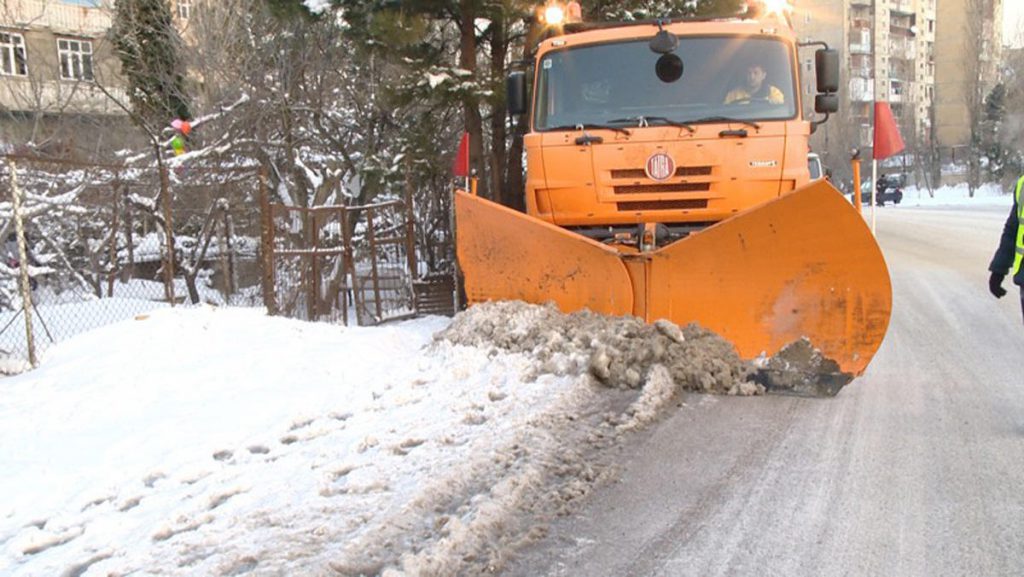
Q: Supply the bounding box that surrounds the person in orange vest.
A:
[989,175,1024,322]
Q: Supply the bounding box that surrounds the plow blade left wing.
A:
[455,191,635,316]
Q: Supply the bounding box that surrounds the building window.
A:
[57,38,94,81]
[0,32,27,76]
[178,0,191,19]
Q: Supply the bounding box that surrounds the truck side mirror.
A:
[815,93,839,114]
[815,49,839,93]
[507,71,528,116]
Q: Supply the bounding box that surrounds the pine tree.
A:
[588,0,746,20]
[112,0,192,127]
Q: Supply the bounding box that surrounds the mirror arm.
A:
[810,112,831,134]
[797,40,831,51]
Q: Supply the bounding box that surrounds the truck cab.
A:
[508,15,839,241]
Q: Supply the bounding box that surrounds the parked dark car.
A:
[856,174,904,206]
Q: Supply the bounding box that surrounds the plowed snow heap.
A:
[437,301,764,396]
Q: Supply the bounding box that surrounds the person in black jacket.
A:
[988,188,1023,323]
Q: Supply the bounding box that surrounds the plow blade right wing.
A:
[455,191,635,316]
[647,179,892,379]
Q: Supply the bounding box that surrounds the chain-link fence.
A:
[0,154,460,373]
[0,155,264,372]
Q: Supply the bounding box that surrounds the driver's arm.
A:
[768,86,784,104]
[723,88,745,104]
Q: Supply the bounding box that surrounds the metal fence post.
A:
[107,182,121,297]
[404,158,418,281]
[159,165,176,305]
[341,207,355,327]
[365,207,383,323]
[259,167,279,315]
[308,209,320,321]
[123,179,135,282]
[8,159,36,367]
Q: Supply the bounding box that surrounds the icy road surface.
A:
[502,205,1024,577]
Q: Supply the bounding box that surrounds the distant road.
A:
[502,205,1024,577]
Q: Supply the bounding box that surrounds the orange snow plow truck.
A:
[455,4,892,387]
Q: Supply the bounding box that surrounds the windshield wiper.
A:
[682,116,761,130]
[607,116,696,133]
[545,123,632,135]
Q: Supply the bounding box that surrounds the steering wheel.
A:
[728,96,770,105]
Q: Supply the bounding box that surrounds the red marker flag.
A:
[452,132,470,177]
[872,101,905,160]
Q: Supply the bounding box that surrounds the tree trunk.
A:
[489,12,509,206]
[459,0,486,199]
[504,11,542,213]
[184,271,201,304]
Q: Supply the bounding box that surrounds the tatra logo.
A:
[645,152,675,181]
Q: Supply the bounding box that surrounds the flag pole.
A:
[871,158,877,234]
[871,101,906,236]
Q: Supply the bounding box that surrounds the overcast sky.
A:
[1006,1,1023,48]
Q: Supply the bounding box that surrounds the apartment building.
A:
[0,0,193,155]
[795,0,938,171]
[933,0,1002,157]
[0,0,125,118]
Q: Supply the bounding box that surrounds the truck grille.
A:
[610,166,713,179]
[617,199,708,211]
[614,182,710,194]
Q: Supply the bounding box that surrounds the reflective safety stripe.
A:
[1015,176,1024,276]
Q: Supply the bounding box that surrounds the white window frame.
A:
[178,0,191,19]
[57,38,94,81]
[0,32,28,77]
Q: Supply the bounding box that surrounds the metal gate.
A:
[262,199,417,326]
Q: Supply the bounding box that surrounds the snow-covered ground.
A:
[896,182,1014,207]
[0,299,757,577]
[0,183,1015,576]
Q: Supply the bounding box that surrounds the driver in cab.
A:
[724,62,784,105]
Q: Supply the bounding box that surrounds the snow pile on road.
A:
[438,301,761,396]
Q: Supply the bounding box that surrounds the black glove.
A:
[989,272,1007,298]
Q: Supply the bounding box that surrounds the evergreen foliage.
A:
[587,0,746,20]
[112,0,192,126]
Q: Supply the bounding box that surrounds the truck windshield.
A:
[534,36,797,130]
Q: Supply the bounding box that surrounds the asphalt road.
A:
[502,204,1024,577]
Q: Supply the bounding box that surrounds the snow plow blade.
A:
[455,180,891,389]
[455,192,635,316]
[646,179,891,382]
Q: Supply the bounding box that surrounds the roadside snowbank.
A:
[898,182,1013,207]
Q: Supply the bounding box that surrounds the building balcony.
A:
[0,77,127,116]
[889,40,917,60]
[889,80,906,103]
[889,0,915,16]
[2,0,112,35]
[889,25,915,38]
[849,77,874,102]
[849,43,872,55]
[850,0,873,6]
[850,66,872,79]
